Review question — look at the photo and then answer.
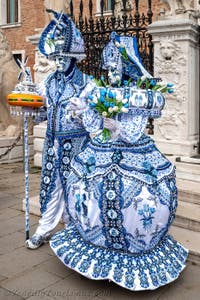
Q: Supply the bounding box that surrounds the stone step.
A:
[23,195,40,216]
[176,156,200,165]
[170,225,200,265]
[33,122,47,138]
[174,200,200,232]
[176,178,200,205]
[175,160,200,182]
[0,136,34,164]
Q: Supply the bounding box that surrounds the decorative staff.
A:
[7,57,44,240]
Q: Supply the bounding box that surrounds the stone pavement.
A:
[0,162,200,300]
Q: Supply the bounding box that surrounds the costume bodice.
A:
[82,86,165,144]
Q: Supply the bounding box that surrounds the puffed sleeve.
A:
[117,89,165,144]
[129,89,165,119]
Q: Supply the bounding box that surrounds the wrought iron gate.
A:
[69,0,154,78]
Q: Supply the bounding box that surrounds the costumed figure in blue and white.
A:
[26,11,95,249]
[49,32,188,290]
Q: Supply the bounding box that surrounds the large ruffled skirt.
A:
[50,135,188,290]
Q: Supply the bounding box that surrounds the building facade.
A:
[0,0,166,73]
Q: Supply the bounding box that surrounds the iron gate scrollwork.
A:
[69,0,154,133]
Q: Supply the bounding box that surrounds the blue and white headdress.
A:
[38,10,86,62]
[102,32,152,79]
[101,33,123,73]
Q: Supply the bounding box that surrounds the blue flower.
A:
[112,92,116,98]
[100,96,105,103]
[89,75,94,80]
[123,80,128,86]
[89,102,96,108]
[168,88,174,94]
[167,82,174,88]
[104,102,110,108]
[108,90,113,98]
[101,75,105,81]
[119,47,124,53]
[150,79,156,86]
[110,102,115,107]
[123,103,129,108]
[100,89,106,96]
[88,94,94,100]
[49,33,54,39]
[125,94,130,99]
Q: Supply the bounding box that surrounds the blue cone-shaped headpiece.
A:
[39,10,86,62]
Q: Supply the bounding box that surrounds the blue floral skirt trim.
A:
[49,223,188,291]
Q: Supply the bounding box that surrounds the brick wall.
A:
[1,0,45,73]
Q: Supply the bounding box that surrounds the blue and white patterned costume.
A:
[26,12,95,243]
[39,66,90,215]
[49,34,188,291]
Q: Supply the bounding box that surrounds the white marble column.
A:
[148,13,200,156]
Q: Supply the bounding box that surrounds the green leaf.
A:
[136,78,142,88]
[160,87,168,93]
[102,128,111,142]
[94,79,102,87]
[127,78,132,86]
[145,78,150,89]
[152,85,162,91]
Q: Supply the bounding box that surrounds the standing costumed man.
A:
[26,11,95,249]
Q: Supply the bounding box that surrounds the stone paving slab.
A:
[0,275,7,282]
[1,268,61,300]
[88,276,166,300]
[9,201,24,211]
[36,241,55,257]
[0,231,25,255]
[170,226,200,261]
[176,201,200,223]
[0,287,24,300]
[26,296,55,300]
[0,194,19,210]
[156,263,200,300]
[0,207,22,220]
[37,256,74,279]
[0,214,39,238]
[42,272,109,300]
[0,246,51,278]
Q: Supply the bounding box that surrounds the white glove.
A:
[103,118,120,140]
[67,97,88,116]
[104,118,118,131]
